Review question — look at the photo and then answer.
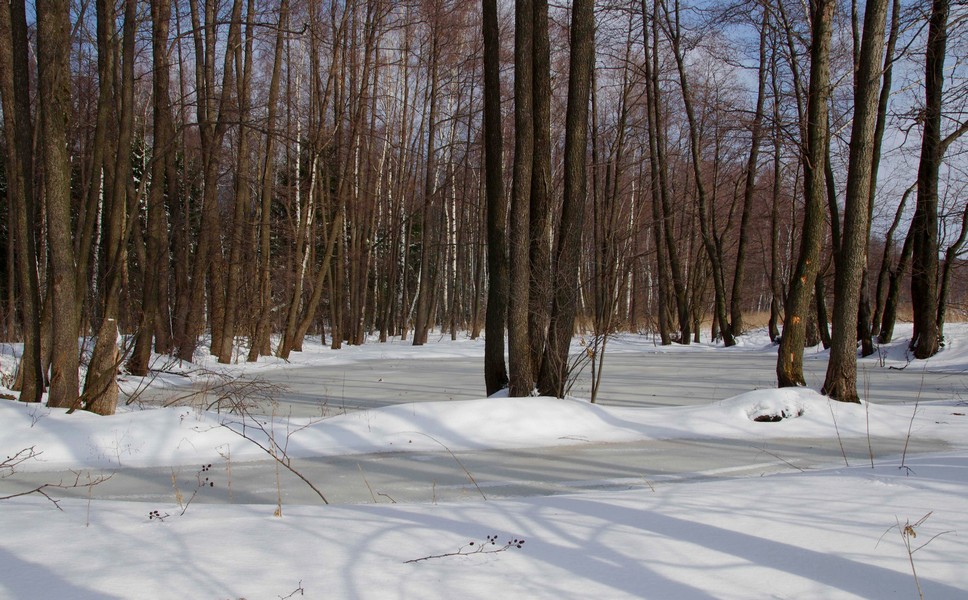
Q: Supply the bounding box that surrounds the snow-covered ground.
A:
[1,324,967,599]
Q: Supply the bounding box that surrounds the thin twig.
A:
[402,431,487,501]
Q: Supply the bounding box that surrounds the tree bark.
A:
[413,9,442,347]
[910,0,948,360]
[528,0,553,376]
[37,0,80,408]
[83,0,140,416]
[507,0,535,396]
[482,0,509,396]
[248,0,290,362]
[730,6,769,338]
[537,0,594,398]
[218,0,256,364]
[937,201,968,340]
[822,0,889,402]
[777,0,834,388]
[129,0,176,376]
[664,0,734,347]
[0,0,43,402]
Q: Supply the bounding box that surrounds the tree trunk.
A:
[879,223,914,344]
[0,0,43,402]
[247,0,288,361]
[640,0,671,345]
[777,0,834,388]
[413,14,441,347]
[37,0,80,409]
[83,0,140,416]
[910,0,948,360]
[730,6,769,338]
[129,0,176,376]
[665,0,734,347]
[822,0,889,403]
[537,0,594,398]
[482,0,509,395]
[177,0,242,362]
[647,0,689,344]
[507,0,535,396]
[937,201,968,340]
[528,0,553,376]
[218,0,256,364]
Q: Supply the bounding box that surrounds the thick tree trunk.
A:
[528,0,552,376]
[777,0,834,388]
[910,0,948,359]
[822,0,889,403]
[507,0,535,396]
[482,0,509,395]
[537,0,594,398]
[0,0,43,402]
[37,0,80,409]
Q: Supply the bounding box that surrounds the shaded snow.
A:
[1,324,967,599]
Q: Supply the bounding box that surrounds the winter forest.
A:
[1,0,967,416]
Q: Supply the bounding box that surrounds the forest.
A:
[1,0,966,415]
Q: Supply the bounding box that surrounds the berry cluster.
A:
[199,463,215,488]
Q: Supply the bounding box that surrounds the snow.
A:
[2,324,968,599]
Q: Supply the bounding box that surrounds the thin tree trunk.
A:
[129,0,175,376]
[640,0,671,345]
[247,0,289,361]
[413,11,442,347]
[879,223,914,344]
[218,0,256,364]
[730,6,769,338]
[648,0,689,344]
[937,201,968,340]
[84,0,140,415]
[664,0,734,347]
[859,0,900,351]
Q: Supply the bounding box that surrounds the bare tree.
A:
[482,0,509,395]
[507,0,535,396]
[538,0,595,397]
[822,0,890,403]
[37,0,80,408]
[129,0,177,376]
[777,0,835,388]
[730,4,769,338]
[910,0,949,359]
[0,0,43,402]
